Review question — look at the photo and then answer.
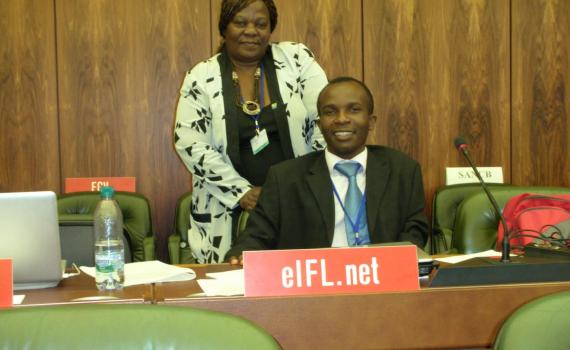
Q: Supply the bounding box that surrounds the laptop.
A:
[0,191,63,290]
[58,223,132,267]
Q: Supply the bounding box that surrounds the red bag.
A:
[497,193,570,251]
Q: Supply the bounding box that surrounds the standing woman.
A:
[174,0,328,263]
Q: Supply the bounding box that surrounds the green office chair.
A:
[429,183,507,254]
[493,290,570,350]
[451,186,570,253]
[168,191,249,264]
[0,304,281,349]
[57,191,155,265]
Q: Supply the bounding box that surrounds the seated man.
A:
[226,77,428,264]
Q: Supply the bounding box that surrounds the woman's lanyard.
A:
[243,63,264,135]
[332,182,367,242]
[246,64,268,155]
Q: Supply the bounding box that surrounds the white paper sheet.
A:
[13,295,25,305]
[80,260,196,287]
[62,272,80,279]
[205,269,244,281]
[197,269,244,296]
[435,250,515,264]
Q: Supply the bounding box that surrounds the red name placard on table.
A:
[65,177,136,193]
[243,245,419,297]
[0,259,13,308]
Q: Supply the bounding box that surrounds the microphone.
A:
[453,137,511,262]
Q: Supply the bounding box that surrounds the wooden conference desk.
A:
[16,272,151,306]
[15,265,570,350]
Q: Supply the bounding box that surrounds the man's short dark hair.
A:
[317,76,374,114]
[218,0,278,37]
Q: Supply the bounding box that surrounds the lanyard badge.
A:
[247,64,269,155]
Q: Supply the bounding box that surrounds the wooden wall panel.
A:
[2,0,570,260]
[363,0,510,208]
[0,0,59,192]
[56,0,211,258]
[512,0,570,186]
[211,0,362,78]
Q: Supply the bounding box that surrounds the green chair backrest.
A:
[451,186,570,253]
[57,191,154,262]
[0,304,281,350]
[493,290,570,350]
[430,184,508,253]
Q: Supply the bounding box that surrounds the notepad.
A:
[197,269,245,296]
[80,260,196,287]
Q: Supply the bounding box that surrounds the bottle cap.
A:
[100,186,115,199]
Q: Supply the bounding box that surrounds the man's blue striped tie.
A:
[334,162,370,246]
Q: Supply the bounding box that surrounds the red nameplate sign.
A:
[65,177,136,193]
[0,259,13,308]
[243,245,419,297]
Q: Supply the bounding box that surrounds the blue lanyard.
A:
[332,182,367,244]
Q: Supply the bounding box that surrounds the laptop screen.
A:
[0,191,63,290]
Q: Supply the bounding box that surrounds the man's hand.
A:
[228,255,243,266]
[239,186,261,212]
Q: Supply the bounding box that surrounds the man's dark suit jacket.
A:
[225,146,428,259]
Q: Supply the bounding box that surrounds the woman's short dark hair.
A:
[218,0,278,37]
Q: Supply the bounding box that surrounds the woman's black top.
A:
[218,47,295,187]
[237,104,286,186]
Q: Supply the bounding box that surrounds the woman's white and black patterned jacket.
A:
[174,42,328,263]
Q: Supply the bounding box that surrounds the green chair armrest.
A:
[168,234,181,264]
[237,211,249,238]
[143,236,155,261]
[170,191,195,264]
[179,246,195,264]
[168,234,195,264]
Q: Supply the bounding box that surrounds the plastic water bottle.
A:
[93,186,125,290]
